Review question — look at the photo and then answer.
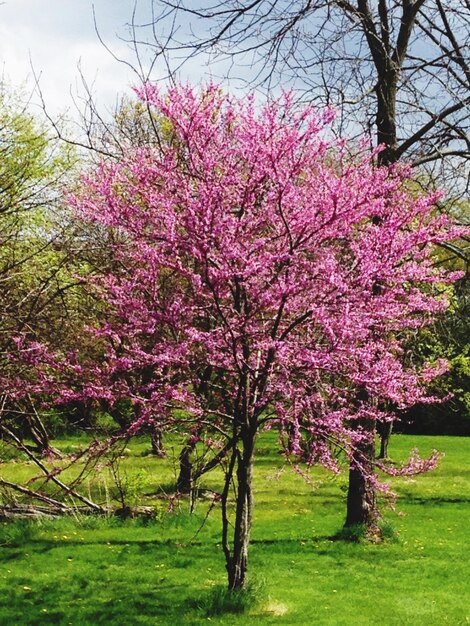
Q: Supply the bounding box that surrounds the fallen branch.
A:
[0,504,67,520]
[0,425,105,512]
[0,478,69,509]
[0,503,155,521]
[0,503,109,521]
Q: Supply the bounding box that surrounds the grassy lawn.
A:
[0,433,469,625]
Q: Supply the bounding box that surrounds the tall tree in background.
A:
[155,0,469,182]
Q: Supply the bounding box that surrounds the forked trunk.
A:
[223,430,256,591]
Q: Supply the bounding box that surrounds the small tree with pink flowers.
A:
[14,85,464,590]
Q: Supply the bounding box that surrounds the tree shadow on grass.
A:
[398,494,470,505]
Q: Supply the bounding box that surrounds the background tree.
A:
[0,84,81,452]
[400,232,470,436]
[154,1,469,178]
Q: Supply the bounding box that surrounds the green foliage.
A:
[402,239,470,435]
[333,523,369,543]
[331,519,399,544]
[109,468,152,510]
[378,519,400,543]
[0,84,77,357]
[0,85,109,445]
[0,440,27,462]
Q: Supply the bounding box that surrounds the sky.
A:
[0,1,182,117]
[0,0,285,125]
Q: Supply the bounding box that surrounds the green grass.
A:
[0,434,469,625]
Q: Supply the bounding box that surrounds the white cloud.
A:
[0,1,149,116]
[0,0,248,123]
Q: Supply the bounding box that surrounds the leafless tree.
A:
[149,1,469,195]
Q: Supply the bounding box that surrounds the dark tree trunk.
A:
[177,435,235,495]
[378,421,393,459]
[176,440,195,494]
[150,426,165,457]
[101,401,131,431]
[27,413,51,454]
[25,410,62,458]
[376,74,398,166]
[175,366,214,494]
[345,418,379,529]
[227,441,255,590]
[68,399,95,429]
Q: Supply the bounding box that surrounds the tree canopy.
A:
[10,84,466,588]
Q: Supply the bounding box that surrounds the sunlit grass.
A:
[0,433,469,624]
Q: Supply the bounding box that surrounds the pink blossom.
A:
[8,84,467,492]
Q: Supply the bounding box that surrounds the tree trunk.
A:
[150,426,165,457]
[68,399,95,429]
[177,435,236,495]
[345,418,379,529]
[26,411,62,458]
[225,432,255,591]
[101,401,131,430]
[176,440,194,494]
[376,73,398,166]
[378,421,393,459]
[27,413,51,454]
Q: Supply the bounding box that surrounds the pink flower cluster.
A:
[11,84,467,483]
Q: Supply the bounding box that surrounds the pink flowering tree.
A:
[13,85,464,590]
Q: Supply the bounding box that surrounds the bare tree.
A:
[150,1,469,189]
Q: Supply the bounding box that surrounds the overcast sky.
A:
[0,1,187,117]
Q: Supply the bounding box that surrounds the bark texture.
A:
[378,421,393,459]
[227,440,255,590]
[345,416,379,529]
